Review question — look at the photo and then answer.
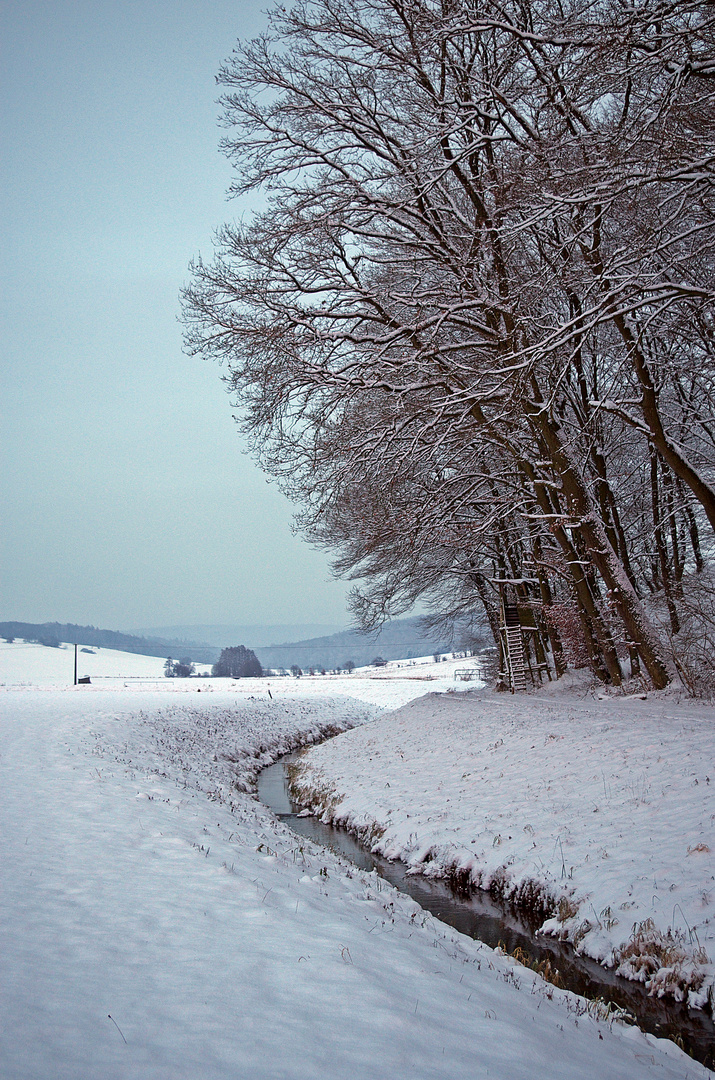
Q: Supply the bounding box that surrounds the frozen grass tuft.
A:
[615,918,709,1003]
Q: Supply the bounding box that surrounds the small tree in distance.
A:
[212,645,262,678]
[344,660,355,673]
[164,656,195,678]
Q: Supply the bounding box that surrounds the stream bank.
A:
[258,755,715,1071]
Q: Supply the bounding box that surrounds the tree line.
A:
[0,621,219,663]
[184,0,715,691]
[164,646,263,678]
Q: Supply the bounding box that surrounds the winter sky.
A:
[1,0,351,632]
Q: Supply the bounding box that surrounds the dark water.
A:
[258,758,715,1070]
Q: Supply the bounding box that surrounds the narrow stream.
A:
[258,757,715,1070]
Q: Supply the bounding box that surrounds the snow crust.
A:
[1,655,711,1078]
[292,686,715,1014]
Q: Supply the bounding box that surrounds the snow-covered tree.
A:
[184,0,715,689]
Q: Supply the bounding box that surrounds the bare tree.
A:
[184,0,715,689]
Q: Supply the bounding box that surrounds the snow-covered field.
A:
[0,643,711,1078]
[0,640,213,684]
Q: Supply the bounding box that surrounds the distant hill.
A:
[253,616,488,672]
[0,621,220,664]
[132,623,345,649]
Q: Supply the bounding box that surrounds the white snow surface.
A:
[292,683,715,1014]
[0,656,711,1078]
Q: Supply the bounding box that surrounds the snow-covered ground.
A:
[0,645,711,1078]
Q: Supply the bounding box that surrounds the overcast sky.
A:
[1,0,353,632]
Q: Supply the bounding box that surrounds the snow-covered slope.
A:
[0,639,203,685]
[1,685,706,1080]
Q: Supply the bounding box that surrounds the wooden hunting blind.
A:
[499,592,528,692]
[497,584,554,692]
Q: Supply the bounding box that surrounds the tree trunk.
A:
[521,461,622,684]
[650,448,681,635]
[529,406,671,689]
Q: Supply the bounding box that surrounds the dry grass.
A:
[615,918,709,1002]
[556,895,580,923]
[501,943,565,989]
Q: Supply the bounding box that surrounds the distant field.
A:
[0,638,483,696]
[0,640,213,686]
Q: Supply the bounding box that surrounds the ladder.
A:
[502,604,527,692]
